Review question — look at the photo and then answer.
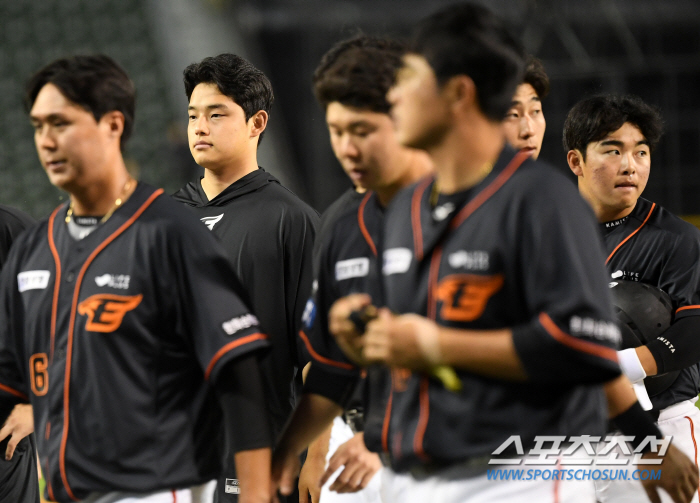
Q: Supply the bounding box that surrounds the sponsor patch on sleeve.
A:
[222,314,260,336]
[302,297,316,330]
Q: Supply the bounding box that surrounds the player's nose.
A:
[519,116,533,138]
[192,116,209,135]
[340,136,360,158]
[620,151,636,175]
[35,126,57,151]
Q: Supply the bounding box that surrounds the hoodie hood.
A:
[172,167,281,208]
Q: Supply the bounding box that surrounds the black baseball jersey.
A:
[302,188,382,375]
[0,183,269,502]
[0,204,39,503]
[602,197,700,410]
[173,168,318,502]
[301,189,389,436]
[374,147,622,472]
[173,168,318,434]
[0,205,34,270]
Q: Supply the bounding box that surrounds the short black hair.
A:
[523,56,549,100]
[25,55,136,147]
[183,54,274,143]
[313,35,406,114]
[409,2,525,121]
[563,94,664,159]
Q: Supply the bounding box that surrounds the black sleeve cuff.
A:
[512,317,621,384]
[215,356,273,452]
[611,401,663,452]
[304,364,359,408]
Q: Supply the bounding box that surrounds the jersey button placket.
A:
[65,271,75,283]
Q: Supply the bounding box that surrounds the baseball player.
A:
[503,63,699,502]
[565,94,700,502]
[0,204,39,503]
[292,35,432,503]
[0,55,272,503]
[274,4,618,502]
[502,57,548,160]
[172,53,319,503]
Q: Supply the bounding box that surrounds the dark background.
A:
[1,0,698,219]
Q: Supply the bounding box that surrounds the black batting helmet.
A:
[609,280,678,397]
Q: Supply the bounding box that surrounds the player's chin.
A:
[45,171,75,190]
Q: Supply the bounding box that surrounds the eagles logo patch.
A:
[78,294,143,333]
[435,274,504,322]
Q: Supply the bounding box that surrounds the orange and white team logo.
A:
[435,274,504,322]
[78,294,143,333]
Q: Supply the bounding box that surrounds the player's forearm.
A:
[307,421,333,464]
[437,326,528,380]
[234,447,272,503]
[276,393,343,458]
[644,316,700,374]
[604,374,639,418]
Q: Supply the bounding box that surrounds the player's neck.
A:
[69,164,134,217]
[594,201,637,224]
[430,119,504,194]
[374,150,433,207]
[200,157,259,201]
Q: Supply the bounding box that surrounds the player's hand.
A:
[641,442,698,503]
[321,432,382,493]
[329,294,372,365]
[297,435,328,503]
[363,309,439,370]
[0,403,34,460]
[271,446,302,501]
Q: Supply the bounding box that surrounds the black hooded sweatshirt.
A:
[173,168,319,437]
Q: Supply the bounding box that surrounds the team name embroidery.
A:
[78,294,143,333]
[17,270,51,292]
[448,250,490,271]
[95,273,131,289]
[335,257,370,281]
[605,216,629,228]
[383,248,412,275]
[201,214,224,230]
[436,274,504,322]
[222,314,259,336]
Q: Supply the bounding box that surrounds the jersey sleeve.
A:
[660,225,700,320]
[299,222,362,404]
[0,207,35,271]
[0,248,30,407]
[167,217,269,384]
[282,207,319,369]
[510,177,622,384]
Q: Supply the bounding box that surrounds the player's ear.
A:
[445,75,477,113]
[567,149,585,177]
[248,110,268,140]
[101,111,125,142]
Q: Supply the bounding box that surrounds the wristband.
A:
[612,401,663,452]
[617,348,646,383]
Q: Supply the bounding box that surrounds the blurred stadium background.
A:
[1,0,699,224]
